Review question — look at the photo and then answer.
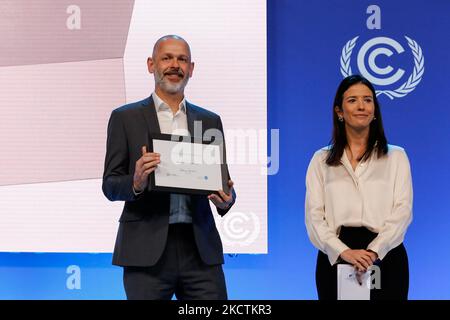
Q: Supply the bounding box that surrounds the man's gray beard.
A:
[154,70,189,94]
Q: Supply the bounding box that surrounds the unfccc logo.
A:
[218,211,260,247]
[340,36,424,99]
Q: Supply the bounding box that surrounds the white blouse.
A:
[305,145,413,265]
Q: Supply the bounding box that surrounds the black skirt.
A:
[316,226,409,300]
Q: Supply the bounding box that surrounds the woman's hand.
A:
[340,249,377,272]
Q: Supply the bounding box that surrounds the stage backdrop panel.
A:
[0,0,267,254]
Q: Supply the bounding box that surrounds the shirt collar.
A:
[152,92,187,113]
[339,142,379,167]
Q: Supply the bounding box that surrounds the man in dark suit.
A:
[102,35,236,300]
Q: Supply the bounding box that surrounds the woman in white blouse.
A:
[305,75,413,300]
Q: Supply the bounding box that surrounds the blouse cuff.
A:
[325,238,350,265]
[367,241,389,261]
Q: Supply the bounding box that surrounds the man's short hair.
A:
[152,35,191,59]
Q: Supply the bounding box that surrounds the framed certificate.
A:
[147,133,229,195]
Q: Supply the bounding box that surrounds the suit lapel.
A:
[186,101,203,139]
[186,102,205,206]
[140,96,161,134]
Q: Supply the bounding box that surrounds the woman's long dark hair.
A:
[326,75,388,166]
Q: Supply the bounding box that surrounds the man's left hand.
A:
[208,180,234,210]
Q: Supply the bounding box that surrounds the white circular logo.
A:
[217,211,260,247]
[340,36,425,99]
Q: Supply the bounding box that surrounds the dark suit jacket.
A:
[102,96,235,267]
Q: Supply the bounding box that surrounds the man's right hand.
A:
[133,146,160,192]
